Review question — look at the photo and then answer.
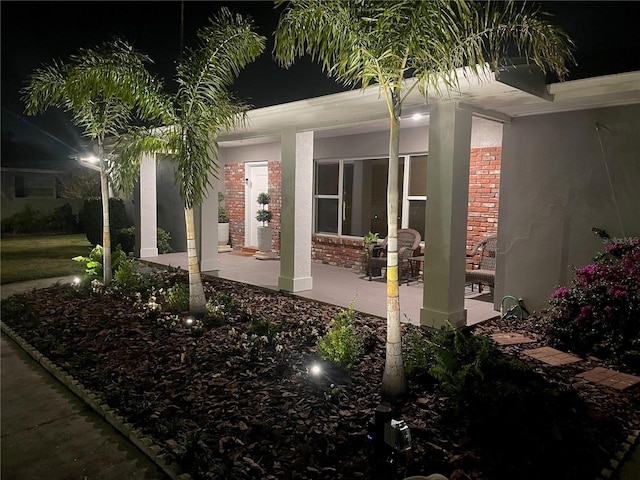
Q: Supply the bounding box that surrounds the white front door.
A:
[245,162,269,247]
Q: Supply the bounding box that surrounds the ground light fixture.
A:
[309,363,322,376]
[184,317,194,328]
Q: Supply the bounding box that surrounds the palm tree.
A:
[274,0,573,398]
[113,8,265,316]
[22,39,165,286]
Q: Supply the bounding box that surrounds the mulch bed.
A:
[2,270,639,480]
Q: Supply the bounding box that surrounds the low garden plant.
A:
[165,283,190,311]
[543,234,640,371]
[317,299,363,370]
[73,244,126,283]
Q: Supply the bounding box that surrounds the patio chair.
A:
[367,228,421,281]
[465,236,497,293]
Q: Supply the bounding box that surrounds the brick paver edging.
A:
[597,427,640,480]
[1,321,192,480]
[491,332,640,480]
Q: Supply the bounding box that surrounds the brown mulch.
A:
[2,271,639,480]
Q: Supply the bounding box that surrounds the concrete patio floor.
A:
[141,251,499,326]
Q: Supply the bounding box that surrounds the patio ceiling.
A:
[219,66,640,146]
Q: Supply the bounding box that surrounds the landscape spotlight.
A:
[185,317,194,327]
[309,363,322,376]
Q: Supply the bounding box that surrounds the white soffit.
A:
[218,67,640,145]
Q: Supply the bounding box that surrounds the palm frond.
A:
[275,0,574,99]
[21,61,69,115]
[169,8,264,208]
[177,8,265,117]
[110,126,173,195]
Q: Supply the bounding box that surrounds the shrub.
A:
[166,284,190,311]
[543,236,640,370]
[218,192,229,223]
[248,316,282,340]
[1,205,45,235]
[78,198,132,246]
[256,192,272,225]
[157,228,173,254]
[402,324,433,381]
[426,323,534,413]
[113,258,140,289]
[317,300,363,369]
[205,291,237,327]
[46,203,79,233]
[115,227,174,255]
[113,258,158,296]
[72,244,126,282]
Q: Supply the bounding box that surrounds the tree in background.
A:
[275,0,573,398]
[22,39,165,285]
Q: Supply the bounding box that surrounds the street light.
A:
[76,154,101,172]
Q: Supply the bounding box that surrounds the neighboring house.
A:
[0,166,84,220]
[136,66,640,327]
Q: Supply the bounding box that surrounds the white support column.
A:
[421,103,472,328]
[138,153,158,258]
[278,129,314,292]
[198,171,220,273]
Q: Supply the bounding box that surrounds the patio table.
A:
[406,255,424,285]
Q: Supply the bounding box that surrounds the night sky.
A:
[2,1,639,168]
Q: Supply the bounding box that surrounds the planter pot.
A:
[218,223,229,246]
[257,225,272,253]
[218,223,231,252]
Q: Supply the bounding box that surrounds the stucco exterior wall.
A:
[496,103,640,313]
[314,118,502,159]
[155,158,186,252]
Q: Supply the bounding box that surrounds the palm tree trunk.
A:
[382,92,408,399]
[98,140,112,286]
[184,207,207,316]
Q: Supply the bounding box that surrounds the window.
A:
[14,175,56,198]
[314,155,427,239]
[402,155,427,236]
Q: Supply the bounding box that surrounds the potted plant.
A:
[255,192,274,258]
[218,192,231,252]
[363,231,381,276]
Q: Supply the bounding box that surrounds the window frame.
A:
[313,153,428,239]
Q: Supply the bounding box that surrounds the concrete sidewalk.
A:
[1,334,169,480]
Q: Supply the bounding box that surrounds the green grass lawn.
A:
[1,234,92,284]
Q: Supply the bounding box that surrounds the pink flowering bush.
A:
[544,237,640,372]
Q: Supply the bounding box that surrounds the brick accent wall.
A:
[268,161,282,252]
[224,163,245,250]
[467,146,501,252]
[311,235,367,270]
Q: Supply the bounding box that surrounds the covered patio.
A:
[140,251,498,326]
